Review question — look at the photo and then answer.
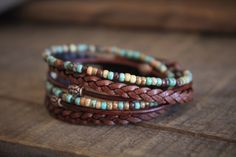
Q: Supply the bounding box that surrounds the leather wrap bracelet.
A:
[43,44,193,125]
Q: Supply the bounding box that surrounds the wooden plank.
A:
[143,37,236,139]
[0,98,236,157]
[14,0,236,33]
[0,25,236,156]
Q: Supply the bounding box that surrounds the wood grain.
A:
[14,0,236,33]
[0,24,236,156]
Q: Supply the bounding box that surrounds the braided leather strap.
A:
[43,43,194,125]
[45,96,170,125]
[51,70,193,104]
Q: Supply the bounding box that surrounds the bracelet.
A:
[43,44,193,125]
[43,44,192,87]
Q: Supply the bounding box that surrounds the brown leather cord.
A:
[44,47,193,125]
[48,69,193,104]
[45,95,171,125]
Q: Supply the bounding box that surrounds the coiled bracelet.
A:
[43,44,193,125]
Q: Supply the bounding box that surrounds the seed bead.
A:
[87,66,93,75]
[125,73,131,82]
[103,70,109,78]
[96,101,101,109]
[130,75,136,83]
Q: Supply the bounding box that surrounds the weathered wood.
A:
[14,0,236,33]
[0,25,236,156]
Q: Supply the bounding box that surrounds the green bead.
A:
[101,102,107,110]
[108,71,114,80]
[78,44,88,52]
[76,64,83,73]
[146,77,152,85]
[134,102,141,109]
[119,73,125,82]
[118,102,124,110]
[75,97,80,105]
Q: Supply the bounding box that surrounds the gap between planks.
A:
[0,95,235,144]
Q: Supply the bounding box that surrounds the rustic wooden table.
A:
[0,24,235,157]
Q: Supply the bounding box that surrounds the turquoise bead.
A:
[54,88,62,96]
[76,64,83,73]
[101,102,107,110]
[133,51,140,59]
[118,102,124,110]
[47,56,56,65]
[46,82,53,91]
[134,102,141,109]
[56,46,63,53]
[111,47,117,54]
[150,102,158,107]
[75,97,80,105]
[64,61,71,69]
[119,73,125,82]
[156,78,162,86]
[168,78,176,87]
[91,99,97,108]
[78,44,88,52]
[108,71,114,80]
[127,50,133,58]
[119,49,126,56]
[66,94,73,103]
[144,56,153,63]
[146,77,152,85]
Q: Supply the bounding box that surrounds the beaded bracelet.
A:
[43,44,192,87]
[43,44,193,125]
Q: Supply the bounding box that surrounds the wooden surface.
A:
[15,0,236,33]
[0,24,236,157]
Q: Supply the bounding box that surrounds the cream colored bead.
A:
[141,102,146,108]
[124,102,129,110]
[152,77,157,85]
[85,98,91,107]
[125,73,131,82]
[70,44,77,52]
[136,76,142,85]
[130,75,136,83]
[92,67,98,75]
[103,70,109,78]
[87,66,93,75]
[96,101,101,109]
[107,101,113,110]
[160,65,167,72]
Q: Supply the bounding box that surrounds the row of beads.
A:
[43,44,193,87]
[46,82,158,110]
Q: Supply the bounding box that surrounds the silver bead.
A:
[50,96,62,107]
[68,85,83,96]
